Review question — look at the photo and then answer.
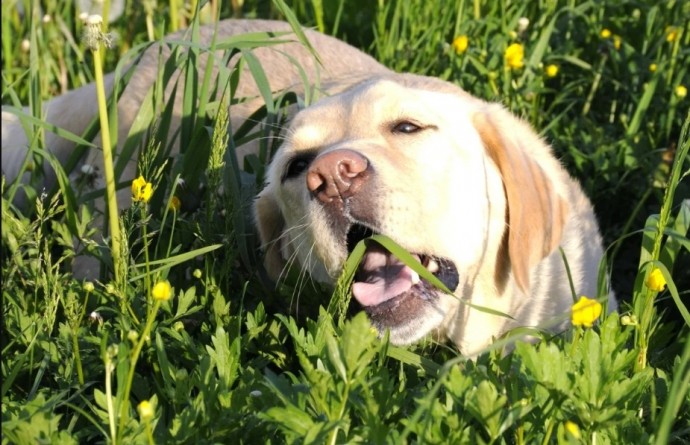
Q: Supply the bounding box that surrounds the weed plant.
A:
[1,0,689,443]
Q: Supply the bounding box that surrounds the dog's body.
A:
[2,19,614,355]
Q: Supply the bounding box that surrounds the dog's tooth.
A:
[411,270,420,285]
[427,259,439,274]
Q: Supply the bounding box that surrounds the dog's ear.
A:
[253,190,287,281]
[473,111,567,292]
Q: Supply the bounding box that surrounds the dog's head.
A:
[254,74,567,346]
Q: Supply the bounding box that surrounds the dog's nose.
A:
[307,149,369,202]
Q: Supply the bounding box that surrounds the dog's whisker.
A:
[261,220,310,255]
[274,224,312,288]
[291,242,321,318]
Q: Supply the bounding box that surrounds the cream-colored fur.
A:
[256,75,615,355]
[2,19,614,355]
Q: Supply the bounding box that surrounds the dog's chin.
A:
[350,242,460,345]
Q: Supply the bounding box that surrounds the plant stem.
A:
[327,382,350,445]
[105,358,117,444]
[541,417,555,445]
[117,300,162,436]
[141,206,152,309]
[72,333,84,385]
[145,420,155,445]
[635,114,689,372]
[169,0,179,32]
[582,54,607,116]
[92,42,122,282]
[72,290,90,385]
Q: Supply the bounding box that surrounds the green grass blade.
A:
[129,243,222,281]
[653,334,690,444]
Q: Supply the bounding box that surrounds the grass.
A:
[2,0,689,443]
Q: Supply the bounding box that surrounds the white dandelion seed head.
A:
[86,14,103,26]
[517,17,529,32]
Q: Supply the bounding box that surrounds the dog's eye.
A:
[392,121,422,134]
[283,154,315,181]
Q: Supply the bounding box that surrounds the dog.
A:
[2,19,615,355]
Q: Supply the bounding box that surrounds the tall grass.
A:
[1,0,689,443]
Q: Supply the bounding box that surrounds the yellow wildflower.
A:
[545,64,559,78]
[613,35,622,50]
[169,196,181,211]
[83,281,95,293]
[131,176,153,203]
[600,28,612,39]
[571,296,602,328]
[452,35,469,55]
[565,421,581,439]
[665,26,680,43]
[645,267,667,291]
[137,400,154,421]
[649,63,657,73]
[152,280,172,301]
[504,43,524,69]
[675,85,687,99]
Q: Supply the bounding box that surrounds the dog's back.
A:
[1,19,388,205]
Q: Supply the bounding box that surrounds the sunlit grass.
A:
[1,0,688,443]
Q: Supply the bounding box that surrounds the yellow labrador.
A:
[1,19,614,355]
[256,74,617,354]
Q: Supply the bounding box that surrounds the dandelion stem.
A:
[169,0,179,32]
[90,27,122,282]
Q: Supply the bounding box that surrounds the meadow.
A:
[1,0,689,443]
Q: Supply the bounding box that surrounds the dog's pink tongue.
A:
[352,249,415,307]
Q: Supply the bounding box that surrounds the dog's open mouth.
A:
[346,224,460,315]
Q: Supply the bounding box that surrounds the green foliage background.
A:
[2,0,689,443]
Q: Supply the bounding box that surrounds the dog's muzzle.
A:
[306,148,460,330]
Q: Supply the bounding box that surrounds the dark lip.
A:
[346,223,375,253]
